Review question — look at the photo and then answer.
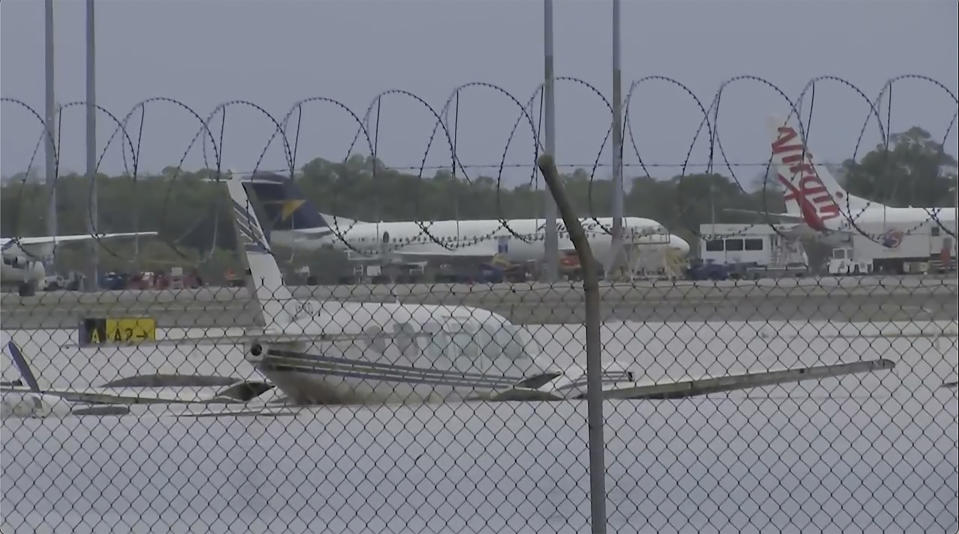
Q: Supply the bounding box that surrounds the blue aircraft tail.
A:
[243,172,329,231]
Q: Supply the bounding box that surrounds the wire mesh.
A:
[1,74,958,533]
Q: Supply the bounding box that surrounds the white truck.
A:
[826,225,954,275]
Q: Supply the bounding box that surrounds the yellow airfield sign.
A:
[79,317,157,346]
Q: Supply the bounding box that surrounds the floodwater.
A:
[2,319,957,533]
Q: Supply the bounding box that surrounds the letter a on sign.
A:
[79,318,107,346]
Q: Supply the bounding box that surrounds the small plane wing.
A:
[490,358,895,402]
[2,340,275,414]
[600,359,894,399]
[0,384,261,405]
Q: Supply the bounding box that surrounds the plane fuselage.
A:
[269,216,688,265]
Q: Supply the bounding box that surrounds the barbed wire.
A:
[2,75,958,534]
[2,73,957,268]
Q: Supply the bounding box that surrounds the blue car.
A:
[685,259,729,281]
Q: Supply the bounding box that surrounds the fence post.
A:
[537,154,606,534]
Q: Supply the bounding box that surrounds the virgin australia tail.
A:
[766,116,875,231]
[225,178,296,332]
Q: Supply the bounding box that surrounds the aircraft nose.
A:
[671,235,690,255]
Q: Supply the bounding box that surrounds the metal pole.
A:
[86,0,98,291]
[610,0,624,279]
[542,0,559,282]
[537,154,606,534]
[44,0,57,244]
[710,182,716,235]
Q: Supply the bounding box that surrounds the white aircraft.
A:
[238,172,690,275]
[744,117,956,247]
[190,175,895,406]
[1,232,158,295]
[0,339,278,419]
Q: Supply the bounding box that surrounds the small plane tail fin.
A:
[6,340,41,393]
[225,177,296,331]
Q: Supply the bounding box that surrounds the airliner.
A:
[1,232,157,295]
[757,117,956,246]
[187,175,893,406]
[239,172,690,275]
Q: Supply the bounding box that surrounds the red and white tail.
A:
[766,117,850,232]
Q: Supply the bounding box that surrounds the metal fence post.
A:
[537,154,606,534]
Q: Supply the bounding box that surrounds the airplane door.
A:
[380,231,390,259]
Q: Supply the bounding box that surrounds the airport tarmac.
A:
[1,276,956,329]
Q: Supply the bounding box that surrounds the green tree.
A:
[843,126,957,207]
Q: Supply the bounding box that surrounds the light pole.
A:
[542,0,559,282]
[86,0,98,291]
[610,0,624,279]
[44,0,57,245]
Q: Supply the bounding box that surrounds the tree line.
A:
[2,126,954,280]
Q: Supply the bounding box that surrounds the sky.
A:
[1,0,957,189]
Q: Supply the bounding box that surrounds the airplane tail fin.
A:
[766,116,858,231]
[242,172,330,231]
[225,177,296,331]
[6,340,41,393]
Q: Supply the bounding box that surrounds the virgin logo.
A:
[771,127,840,228]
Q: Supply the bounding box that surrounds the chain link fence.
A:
[2,266,957,533]
[2,74,958,532]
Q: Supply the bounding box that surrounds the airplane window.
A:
[744,239,764,251]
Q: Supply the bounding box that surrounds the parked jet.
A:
[732,117,956,247]
[238,172,690,276]
[1,232,158,295]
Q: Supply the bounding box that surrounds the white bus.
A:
[699,224,808,277]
